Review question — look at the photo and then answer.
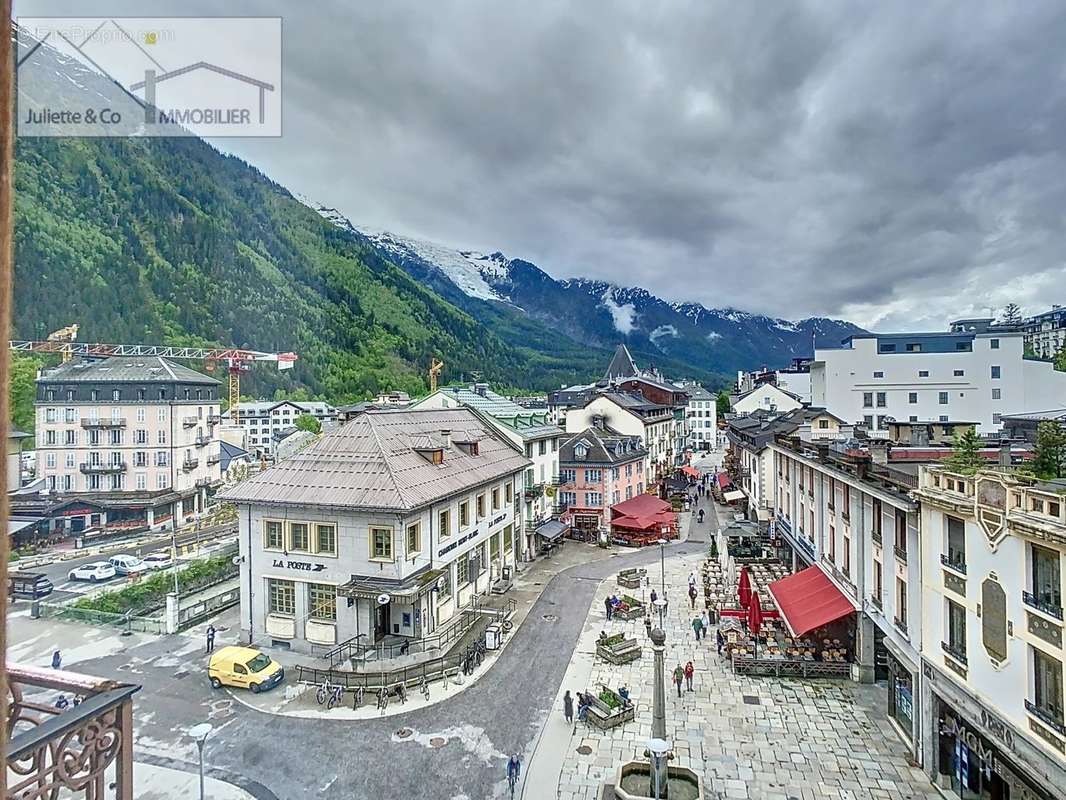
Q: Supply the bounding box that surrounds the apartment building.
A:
[557,424,647,539]
[811,324,1066,436]
[409,383,563,557]
[731,383,804,416]
[915,467,1064,799]
[220,408,528,654]
[30,357,221,533]
[565,392,674,482]
[1023,306,1066,360]
[223,400,337,457]
[736,357,813,403]
[769,437,924,762]
[678,382,717,451]
[614,375,690,464]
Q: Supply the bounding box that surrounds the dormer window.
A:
[416,447,445,465]
[455,440,480,456]
[574,444,588,461]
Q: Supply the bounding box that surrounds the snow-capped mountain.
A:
[300,197,863,381]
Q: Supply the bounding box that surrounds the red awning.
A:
[681,465,700,478]
[715,472,732,489]
[767,566,856,637]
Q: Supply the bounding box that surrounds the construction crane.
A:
[428,357,444,393]
[9,336,297,423]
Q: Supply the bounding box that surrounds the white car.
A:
[141,553,173,571]
[107,554,148,576]
[68,562,117,583]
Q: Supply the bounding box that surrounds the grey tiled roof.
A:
[560,426,647,465]
[39,357,219,385]
[219,408,529,511]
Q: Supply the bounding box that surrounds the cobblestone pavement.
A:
[554,539,939,800]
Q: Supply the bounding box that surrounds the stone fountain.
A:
[610,627,703,800]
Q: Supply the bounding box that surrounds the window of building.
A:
[953,369,964,377]
[939,415,949,422]
[876,392,886,408]
[863,392,873,408]
[476,494,485,519]
[288,523,310,552]
[873,371,884,378]
[876,415,887,430]
[946,516,965,568]
[456,557,469,586]
[268,579,295,615]
[504,524,513,552]
[1031,544,1062,611]
[405,522,421,557]
[906,343,922,352]
[828,525,835,560]
[991,365,1001,379]
[880,343,896,353]
[947,599,967,658]
[873,561,883,604]
[492,487,501,511]
[587,492,603,507]
[505,483,513,504]
[842,535,851,577]
[1033,648,1064,727]
[440,509,451,538]
[906,392,917,405]
[157,474,168,489]
[992,388,1001,400]
[587,468,602,482]
[818,419,829,429]
[538,440,547,456]
[938,392,949,404]
[370,527,393,560]
[863,415,873,428]
[990,338,1000,349]
[308,583,336,621]
[896,578,908,629]
[316,524,337,555]
[919,370,929,378]
[871,499,882,540]
[992,413,1001,424]
[459,500,470,528]
[265,520,284,550]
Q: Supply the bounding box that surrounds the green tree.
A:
[999,302,1022,325]
[9,355,41,436]
[294,413,321,434]
[1054,343,1066,372]
[1030,421,1066,480]
[946,427,985,474]
[1023,341,1037,359]
[716,390,731,417]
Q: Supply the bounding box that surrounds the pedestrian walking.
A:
[716,628,725,655]
[604,595,613,620]
[650,588,658,605]
[688,584,698,609]
[691,615,704,641]
[206,624,216,653]
[684,661,695,691]
[672,664,684,698]
[663,591,669,614]
[51,650,61,670]
[698,508,705,524]
[563,690,574,724]
[644,615,653,637]
[687,571,696,589]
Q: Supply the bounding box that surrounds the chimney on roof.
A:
[592,414,606,431]
[868,440,889,466]
[999,438,1012,466]
[474,383,489,397]
[440,429,451,448]
[911,425,929,447]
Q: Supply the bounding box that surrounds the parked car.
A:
[141,553,173,571]
[208,646,284,693]
[107,555,148,576]
[67,562,116,583]
[9,571,54,598]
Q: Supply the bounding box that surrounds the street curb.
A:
[135,751,280,800]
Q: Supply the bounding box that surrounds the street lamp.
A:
[188,722,213,800]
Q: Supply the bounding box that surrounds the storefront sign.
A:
[941,712,995,780]
[271,558,326,572]
[438,528,480,558]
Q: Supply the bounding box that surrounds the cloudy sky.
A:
[16,0,1066,329]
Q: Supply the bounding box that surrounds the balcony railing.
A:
[871,595,883,610]
[1025,699,1066,737]
[7,663,140,799]
[182,416,198,428]
[871,529,882,545]
[194,434,211,447]
[207,453,221,465]
[941,640,968,666]
[1022,590,1064,621]
[941,553,968,575]
[80,418,125,428]
[195,477,214,489]
[893,544,908,564]
[182,458,199,471]
[207,413,221,425]
[79,462,126,474]
[894,616,908,635]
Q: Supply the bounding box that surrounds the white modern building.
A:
[731,383,804,416]
[220,408,529,654]
[811,325,1066,437]
[915,466,1064,799]
[678,382,717,452]
[222,400,337,457]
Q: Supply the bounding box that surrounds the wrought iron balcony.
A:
[1022,590,1064,621]
[194,434,211,447]
[1025,699,1066,737]
[195,477,214,489]
[893,544,908,564]
[182,416,198,428]
[80,418,125,429]
[182,458,199,472]
[893,616,908,635]
[79,462,126,474]
[207,452,221,465]
[207,413,221,425]
[941,553,968,575]
[871,529,882,545]
[941,640,968,666]
[7,663,140,799]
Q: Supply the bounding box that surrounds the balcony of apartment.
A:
[871,527,882,546]
[182,416,198,428]
[893,544,908,564]
[940,551,967,575]
[1022,589,1063,622]
[79,418,126,429]
[194,434,211,447]
[79,461,126,474]
[207,413,221,425]
[181,457,199,472]
[195,477,214,489]
[7,664,140,800]
[1025,699,1066,739]
[206,452,221,465]
[940,640,968,667]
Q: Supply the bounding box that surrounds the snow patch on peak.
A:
[773,320,800,333]
[706,331,722,342]
[600,291,638,335]
[367,232,510,303]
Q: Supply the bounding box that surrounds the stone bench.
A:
[596,633,643,665]
[616,568,646,590]
[586,686,635,730]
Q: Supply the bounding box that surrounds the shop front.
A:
[887,648,918,747]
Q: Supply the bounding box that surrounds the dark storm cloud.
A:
[17,0,1066,328]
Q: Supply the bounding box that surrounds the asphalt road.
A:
[51,506,719,800]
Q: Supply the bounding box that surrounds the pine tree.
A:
[1000,302,1023,325]
[1031,421,1066,480]
[1054,343,1066,373]
[946,427,985,474]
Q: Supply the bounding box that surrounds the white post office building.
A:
[220,408,529,654]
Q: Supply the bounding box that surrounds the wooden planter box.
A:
[616,568,646,590]
[587,685,635,730]
[613,596,645,621]
[596,633,643,665]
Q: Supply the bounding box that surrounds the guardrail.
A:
[731,656,851,679]
[35,602,167,635]
[178,585,240,630]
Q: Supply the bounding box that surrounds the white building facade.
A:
[565,393,674,482]
[915,467,1064,799]
[811,329,1066,437]
[223,400,337,457]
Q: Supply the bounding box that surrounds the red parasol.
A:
[738,567,752,610]
[748,591,764,638]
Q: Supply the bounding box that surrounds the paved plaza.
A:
[548,538,940,800]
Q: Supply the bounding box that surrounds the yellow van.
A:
[208,646,284,693]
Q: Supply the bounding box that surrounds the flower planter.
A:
[613,595,645,621]
[596,632,643,665]
[586,685,635,730]
[617,568,646,590]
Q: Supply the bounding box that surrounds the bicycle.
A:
[316,678,341,707]
[377,687,389,712]
[352,686,365,709]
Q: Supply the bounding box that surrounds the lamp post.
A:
[648,628,670,797]
[188,722,213,800]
